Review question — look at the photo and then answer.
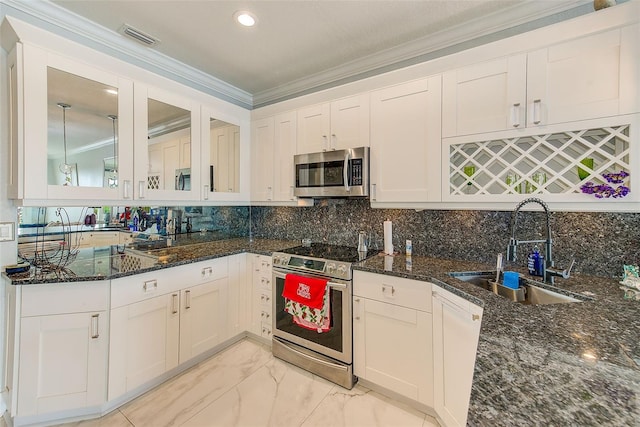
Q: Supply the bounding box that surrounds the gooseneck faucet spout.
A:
[506,197,572,285]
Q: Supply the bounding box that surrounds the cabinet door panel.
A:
[18,312,106,416]
[273,111,297,201]
[297,103,330,154]
[330,94,370,150]
[433,289,483,427]
[353,297,433,405]
[251,117,275,201]
[109,294,179,398]
[370,76,442,203]
[442,55,526,137]
[179,279,228,362]
[527,27,634,126]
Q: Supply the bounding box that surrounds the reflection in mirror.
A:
[209,118,240,193]
[47,67,118,187]
[147,99,191,191]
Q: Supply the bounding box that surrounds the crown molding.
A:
[0,0,253,109]
[252,0,592,107]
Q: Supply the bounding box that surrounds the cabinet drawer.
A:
[179,257,229,285]
[353,271,432,312]
[111,268,186,308]
[21,281,109,316]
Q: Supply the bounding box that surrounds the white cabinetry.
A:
[109,257,229,400]
[296,94,369,154]
[353,271,433,407]
[432,286,483,427]
[443,25,639,138]
[250,112,298,203]
[250,254,273,339]
[6,282,109,421]
[210,124,240,193]
[6,42,134,205]
[370,76,442,204]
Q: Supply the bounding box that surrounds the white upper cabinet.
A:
[7,42,134,204]
[443,24,639,139]
[250,112,299,204]
[526,25,639,128]
[442,55,526,137]
[370,76,442,204]
[133,85,201,202]
[4,17,250,205]
[297,94,370,154]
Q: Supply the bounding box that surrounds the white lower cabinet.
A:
[179,278,228,362]
[249,254,273,339]
[432,286,483,427]
[353,271,484,427]
[108,257,230,401]
[6,282,109,422]
[353,271,433,407]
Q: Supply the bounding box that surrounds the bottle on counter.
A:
[527,246,544,277]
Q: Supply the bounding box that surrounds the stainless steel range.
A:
[272,244,366,389]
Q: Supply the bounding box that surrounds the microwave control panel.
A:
[350,158,363,185]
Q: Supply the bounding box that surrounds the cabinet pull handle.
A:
[290,185,295,200]
[172,293,179,314]
[322,135,328,151]
[185,290,191,309]
[143,280,157,292]
[371,183,376,201]
[331,134,337,150]
[472,314,481,321]
[123,180,131,199]
[511,103,521,128]
[91,314,99,339]
[138,180,145,198]
[382,284,395,296]
[203,185,209,200]
[354,298,361,320]
[533,99,542,125]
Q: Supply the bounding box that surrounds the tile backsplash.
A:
[250,199,640,278]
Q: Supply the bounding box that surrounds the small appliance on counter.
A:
[4,262,30,276]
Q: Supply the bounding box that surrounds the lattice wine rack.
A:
[449,124,630,196]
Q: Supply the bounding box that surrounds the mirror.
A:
[209,117,240,193]
[147,99,191,191]
[47,67,118,187]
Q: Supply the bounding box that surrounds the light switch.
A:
[0,222,15,241]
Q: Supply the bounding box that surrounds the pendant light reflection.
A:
[57,103,73,186]
[107,114,118,188]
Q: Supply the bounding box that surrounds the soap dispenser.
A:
[527,246,544,277]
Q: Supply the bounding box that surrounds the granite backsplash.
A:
[249,199,640,279]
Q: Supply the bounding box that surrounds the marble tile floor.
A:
[53,338,439,427]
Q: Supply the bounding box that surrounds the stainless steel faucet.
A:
[506,197,573,285]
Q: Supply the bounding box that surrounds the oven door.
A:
[272,269,352,364]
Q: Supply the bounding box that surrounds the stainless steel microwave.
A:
[294,147,369,198]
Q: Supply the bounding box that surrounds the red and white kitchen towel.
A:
[282,274,331,333]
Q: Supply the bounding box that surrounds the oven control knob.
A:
[327,263,336,273]
[337,265,347,275]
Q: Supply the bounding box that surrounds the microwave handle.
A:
[343,151,351,193]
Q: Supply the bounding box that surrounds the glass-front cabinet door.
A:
[9,43,134,203]
[133,85,201,201]
[200,106,250,202]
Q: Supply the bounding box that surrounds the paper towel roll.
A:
[383,220,394,255]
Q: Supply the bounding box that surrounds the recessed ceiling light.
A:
[234,11,257,27]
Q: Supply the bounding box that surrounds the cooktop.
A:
[280,243,365,263]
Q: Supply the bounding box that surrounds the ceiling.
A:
[42,0,595,108]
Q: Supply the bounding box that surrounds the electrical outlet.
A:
[0,222,15,241]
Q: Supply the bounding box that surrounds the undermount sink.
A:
[449,271,592,305]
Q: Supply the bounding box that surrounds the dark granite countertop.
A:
[354,254,640,426]
[5,237,300,284]
[6,240,639,425]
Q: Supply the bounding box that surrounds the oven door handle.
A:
[273,270,348,290]
[279,339,349,372]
